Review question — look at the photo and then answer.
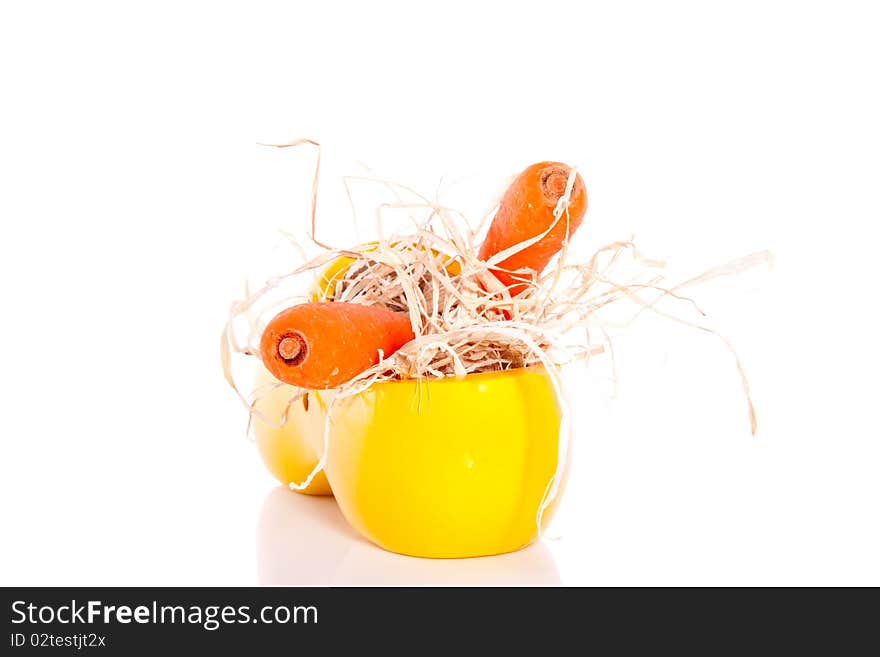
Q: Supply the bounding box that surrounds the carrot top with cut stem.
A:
[260,301,415,389]
[479,161,587,294]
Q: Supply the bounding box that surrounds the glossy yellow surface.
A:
[252,371,332,496]
[254,365,566,558]
[307,367,565,558]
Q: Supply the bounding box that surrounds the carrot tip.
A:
[541,166,570,201]
[278,332,307,365]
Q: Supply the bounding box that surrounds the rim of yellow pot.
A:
[312,243,462,302]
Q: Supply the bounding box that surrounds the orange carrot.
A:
[260,302,415,389]
[478,161,587,294]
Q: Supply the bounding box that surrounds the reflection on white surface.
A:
[257,486,561,586]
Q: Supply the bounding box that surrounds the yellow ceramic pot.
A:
[253,365,567,558]
[252,378,332,496]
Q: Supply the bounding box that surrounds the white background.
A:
[1,1,878,586]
